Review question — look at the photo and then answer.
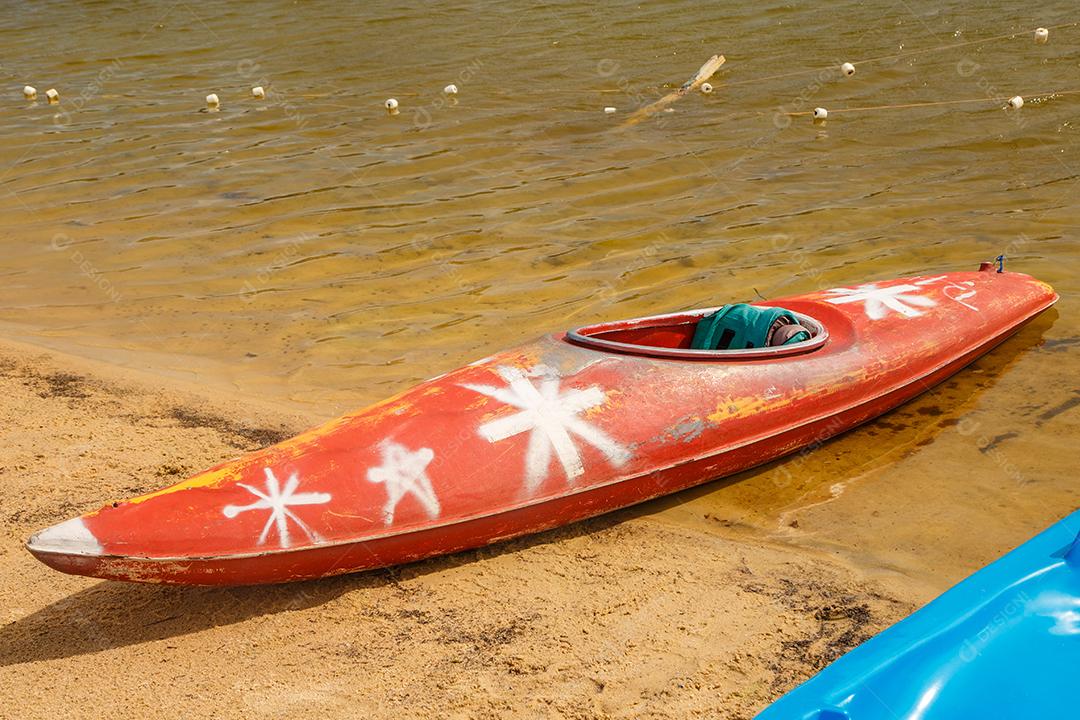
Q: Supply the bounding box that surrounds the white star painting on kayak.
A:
[366,440,440,525]
[824,282,938,319]
[462,365,631,493]
[222,468,331,548]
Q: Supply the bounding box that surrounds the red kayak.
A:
[27,263,1056,585]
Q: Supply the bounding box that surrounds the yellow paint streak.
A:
[707,392,798,425]
[463,395,491,411]
[1032,279,1058,298]
[123,462,243,505]
[705,367,875,426]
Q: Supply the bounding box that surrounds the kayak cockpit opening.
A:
[565,304,828,360]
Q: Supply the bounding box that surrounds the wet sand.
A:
[0,336,924,719]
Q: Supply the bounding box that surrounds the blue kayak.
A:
[756,508,1080,719]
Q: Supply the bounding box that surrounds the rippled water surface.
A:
[2,0,1078,585]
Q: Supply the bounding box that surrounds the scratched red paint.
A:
[26,267,1057,584]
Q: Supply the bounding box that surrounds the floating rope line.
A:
[785,89,1080,116]
[262,21,1080,103]
[855,20,1079,65]
[720,20,1080,89]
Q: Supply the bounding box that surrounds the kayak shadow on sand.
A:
[0,572,372,667]
[1,312,1060,667]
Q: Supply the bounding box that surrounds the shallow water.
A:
[2,1,1078,586]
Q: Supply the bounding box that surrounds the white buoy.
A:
[443,84,458,95]
[604,106,616,114]
[700,82,713,94]
[1007,95,1024,110]
[841,62,856,77]
[1034,27,1049,44]
[23,85,37,100]
[251,86,265,99]
[206,93,220,109]
[45,88,59,104]
[813,107,828,121]
[385,98,399,111]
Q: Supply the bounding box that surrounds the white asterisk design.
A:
[824,282,938,319]
[222,468,331,548]
[462,365,631,493]
[366,440,440,525]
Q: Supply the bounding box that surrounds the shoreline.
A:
[0,332,921,719]
[0,318,337,422]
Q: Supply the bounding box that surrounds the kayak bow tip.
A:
[26,516,103,558]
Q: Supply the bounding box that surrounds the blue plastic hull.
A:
[756,508,1080,719]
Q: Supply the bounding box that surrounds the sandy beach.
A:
[0,336,926,719]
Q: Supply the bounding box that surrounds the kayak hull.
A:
[755,508,1080,719]
[28,268,1058,584]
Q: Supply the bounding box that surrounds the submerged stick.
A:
[620,54,725,128]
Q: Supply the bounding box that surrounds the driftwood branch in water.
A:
[619,54,725,128]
